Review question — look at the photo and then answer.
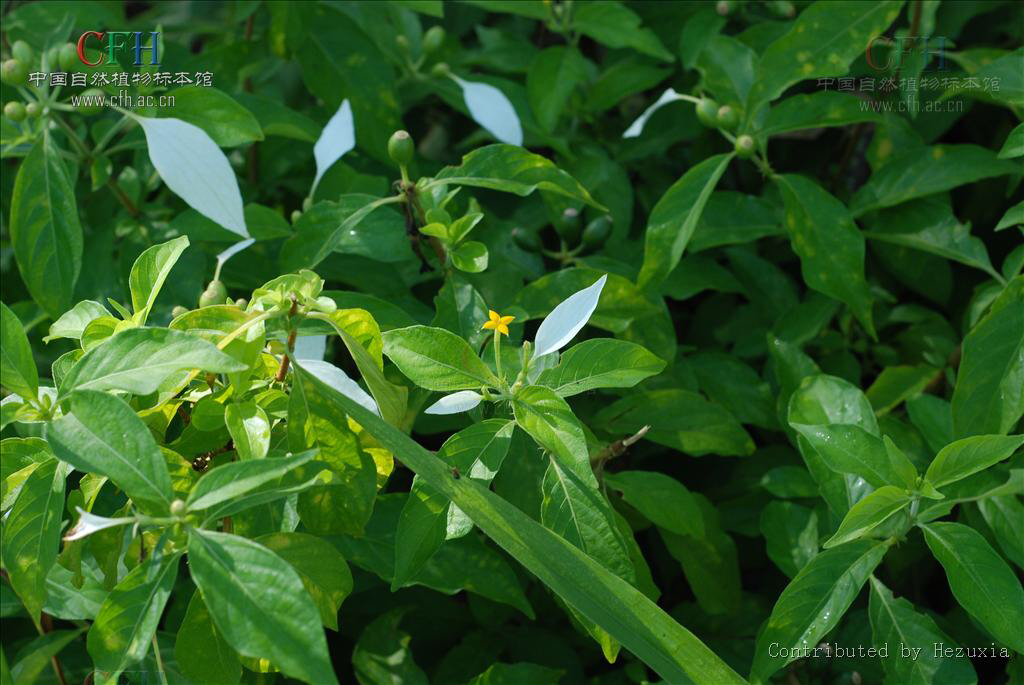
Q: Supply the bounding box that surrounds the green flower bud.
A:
[4,101,26,122]
[44,46,60,70]
[735,134,756,158]
[170,305,189,319]
[77,88,105,115]
[422,26,446,54]
[553,207,582,245]
[388,130,415,167]
[581,216,613,252]
[431,62,450,78]
[235,298,248,309]
[512,228,542,253]
[395,35,410,52]
[25,102,42,119]
[716,105,739,131]
[199,280,228,308]
[1,59,28,87]
[695,98,720,128]
[290,209,302,224]
[58,43,78,72]
[302,196,313,212]
[170,499,187,516]
[11,40,33,65]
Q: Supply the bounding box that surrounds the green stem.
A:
[493,329,503,381]
[151,631,170,685]
[94,114,133,154]
[49,113,90,158]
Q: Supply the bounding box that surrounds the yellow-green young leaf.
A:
[301,370,747,685]
[951,276,1024,438]
[775,175,875,337]
[353,610,428,685]
[512,385,591,482]
[86,554,179,674]
[187,529,339,685]
[638,153,733,289]
[383,325,499,392]
[174,591,241,685]
[536,339,666,397]
[430,145,604,209]
[59,328,247,397]
[255,532,353,631]
[605,470,703,538]
[127,235,189,324]
[0,302,38,402]
[923,434,1024,489]
[450,240,489,273]
[761,91,882,136]
[1,459,65,627]
[747,1,903,111]
[48,391,172,514]
[868,577,978,685]
[851,145,1020,216]
[224,401,271,460]
[750,539,888,684]
[824,486,911,548]
[920,522,1024,653]
[43,300,110,343]
[9,135,83,319]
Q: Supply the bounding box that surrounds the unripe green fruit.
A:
[170,499,187,516]
[45,46,60,70]
[395,35,410,52]
[1,59,28,87]
[695,98,720,128]
[235,298,248,308]
[170,305,189,319]
[302,196,313,212]
[290,209,302,223]
[388,130,415,167]
[4,101,26,122]
[431,62,450,78]
[512,228,542,253]
[553,208,582,245]
[77,88,105,115]
[25,102,42,119]
[422,26,446,54]
[199,280,228,308]
[716,105,739,131]
[58,43,78,72]
[735,134,756,158]
[581,216,613,252]
[11,40,33,64]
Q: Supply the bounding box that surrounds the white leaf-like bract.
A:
[216,237,256,272]
[64,507,135,541]
[134,115,249,237]
[293,334,327,362]
[298,359,379,415]
[312,99,355,194]
[452,75,523,146]
[533,274,608,358]
[622,88,682,139]
[424,390,483,415]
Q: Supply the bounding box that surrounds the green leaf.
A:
[977,495,1024,570]
[791,423,917,489]
[255,532,353,631]
[392,477,449,591]
[467,663,564,685]
[450,241,489,273]
[824,486,911,548]
[995,200,1024,231]
[185,450,321,518]
[690,351,776,429]
[760,501,819,578]
[638,153,734,289]
[923,434,1024,489]
[851,145,1020,216]
[866,364,941,415]
[187,529,339,685]
[127,235,190,324]
[998,122,1024,159]
[527,46,587,132]
[48,390,172,513]
[224,401,271,461]
[383,325,499,392]
[352,610,428,685]
[431,274,489,349]
[688,191,783,252]
[279,195,398,271]
[951,277,1024,438]
[0,302,38,403]
[761,91,881,136]
[159,86,263,146]
[299,369,747,685]
[1,459,65,626]
[431,145,604,209]
[868,576,977,685]
[605,470,703,538]
[60,328,247,397]
[535,339,665,397]
[8,629,84,685]
[174,591,241,685]
[750,539,888,684]
[9,134,83,318]
[596,388,754,457]
[512,385,591,482]
[572,1,673,62]
[747,1,903,111]
[920,522,1024,652]
[86,554,179,674]
[43,300,110,343]
[695,35,756,107]
[775,174,875,336]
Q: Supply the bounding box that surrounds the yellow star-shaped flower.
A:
[482,310,515,336]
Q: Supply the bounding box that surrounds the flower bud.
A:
[735,134,756,158]
[4,101,26,122]
[716,105,739,131]
[695,98,720,128]
[77,88,105,115]
[199,280,228,308]
[422,26,446,54]
[290,209,302,223]
[25,102,42,119]
[553,207,582,245]
[58,43,78,72]
[11,40,33,64]
[170,305,189,319]
[170,499,187,516]
[1,59,28,87]
[581,216,613,252]
[431,62,450,78]
[388,130,415,167]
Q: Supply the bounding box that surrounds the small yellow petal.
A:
[497,323,509,335]
[487,310,501,323]
[499,315,516,325]
[482,320,496,330]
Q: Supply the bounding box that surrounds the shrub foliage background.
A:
[1,1,1023,684]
